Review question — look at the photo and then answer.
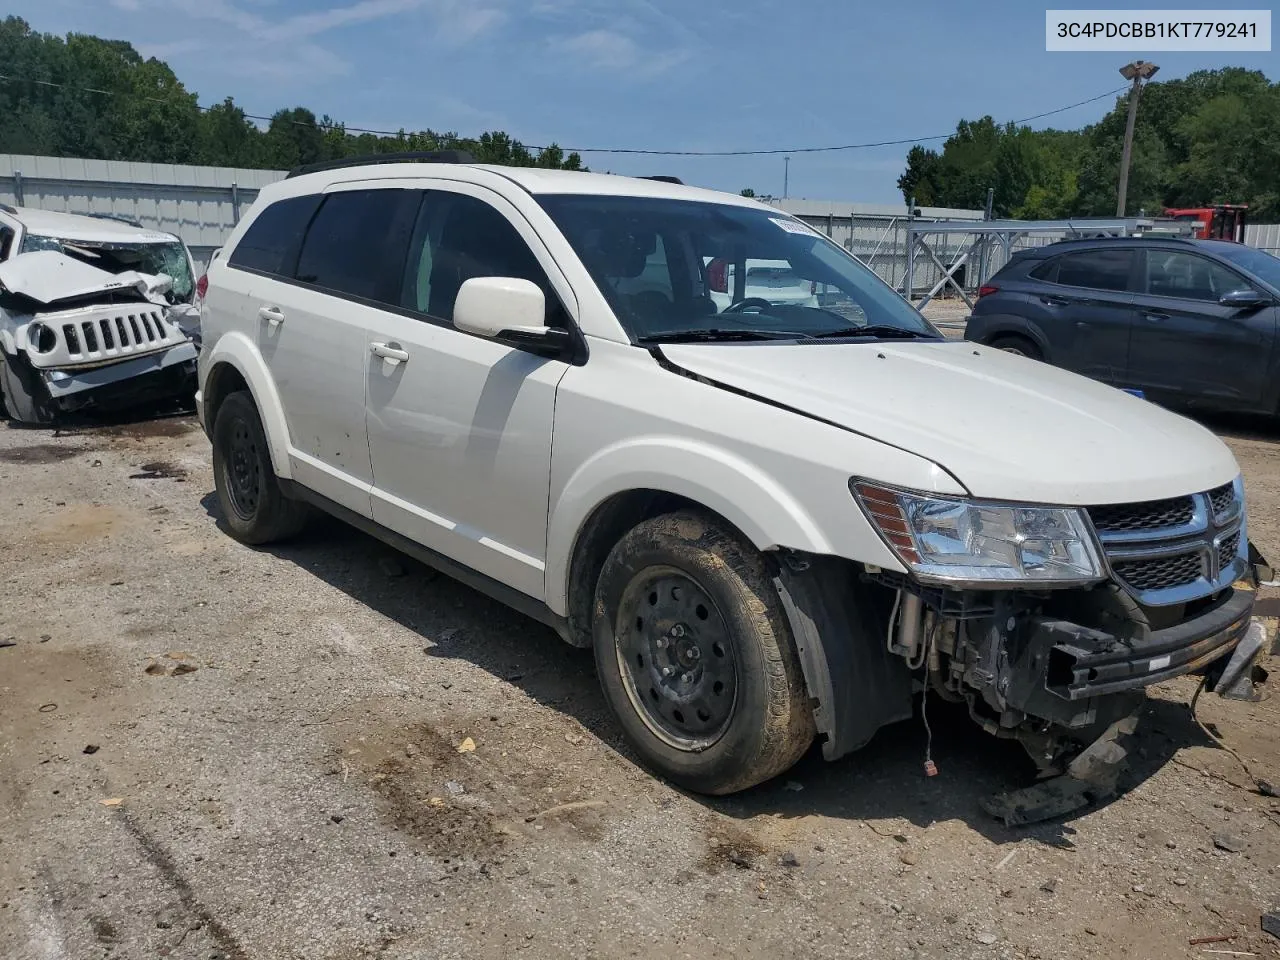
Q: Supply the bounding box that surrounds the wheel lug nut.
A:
[671,624,685,638]
[656,637,669,649]
[681,673,693,683]
[661,667,673,677]
[687,646,701,660]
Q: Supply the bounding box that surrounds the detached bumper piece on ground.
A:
[0,250,198,424]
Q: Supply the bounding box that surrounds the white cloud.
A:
[555,29,641,68]
[263,0,426,40]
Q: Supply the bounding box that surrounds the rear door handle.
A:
[370,342,410,363]
[1041,295,1073,307]
[1143,311,1170,322]
[258,306,285,327]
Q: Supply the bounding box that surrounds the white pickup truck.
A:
[196,155,1266,801]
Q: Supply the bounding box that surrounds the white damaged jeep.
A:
[0,205,200,424]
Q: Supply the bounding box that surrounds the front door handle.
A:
[370,342,410,363]
[258,306,285,328]
[1143,311,1170,323]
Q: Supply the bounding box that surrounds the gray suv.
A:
[965,238,1280,415]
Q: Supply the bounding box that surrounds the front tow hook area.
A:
[982,613,1273,827]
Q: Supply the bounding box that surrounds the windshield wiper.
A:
[806,325,940,341]
[636,329,812,344]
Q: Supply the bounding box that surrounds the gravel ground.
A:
[1,406,1278,960]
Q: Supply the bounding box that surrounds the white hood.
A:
[0,251,172,306]
[661,340,1239,506]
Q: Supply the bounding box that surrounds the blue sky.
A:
[9,0,1278,202]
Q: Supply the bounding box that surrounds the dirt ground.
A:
[1,405,1278,960]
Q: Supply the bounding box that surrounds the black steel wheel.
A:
[211,390,309,545]
[616,567,739,750]
[592,511,814,795]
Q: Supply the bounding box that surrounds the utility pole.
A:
[783,156,790,199]
[1116,60,1159,216]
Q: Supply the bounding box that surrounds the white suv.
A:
[197,154,1263,797]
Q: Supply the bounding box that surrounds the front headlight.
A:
[852,481,1104,586]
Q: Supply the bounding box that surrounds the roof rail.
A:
[286,150,477,179]
[641,175,684,185]
[0,202,16,215]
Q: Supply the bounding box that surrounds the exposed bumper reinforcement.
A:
[1037,588,1254,701]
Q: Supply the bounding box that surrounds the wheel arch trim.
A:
[201,332,292,479]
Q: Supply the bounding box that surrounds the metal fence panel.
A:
[1246,222,1280,254]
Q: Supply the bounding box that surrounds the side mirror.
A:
[1219,289,1272,309]
[454,276,546,337]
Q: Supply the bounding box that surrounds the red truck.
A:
[1163,204,1248,242]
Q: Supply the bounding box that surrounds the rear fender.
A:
[201,331,292,478]
[970,314,1051,359]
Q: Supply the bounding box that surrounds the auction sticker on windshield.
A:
[1046,10,1271,50]
[769,217,820,236]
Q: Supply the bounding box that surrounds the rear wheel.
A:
[591,511,815,795]
[211,391,309,544]
[0,353,54,425]
[987,335,1041,361]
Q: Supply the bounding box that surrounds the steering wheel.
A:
[723,297,774,314]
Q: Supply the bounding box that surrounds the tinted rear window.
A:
[295,189,419,302]
[1054,249,1134,292]
[228,195,321,276]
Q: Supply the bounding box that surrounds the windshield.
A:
[538,195,939,342]
[19,235,196,303]
[1213,244,1280,292]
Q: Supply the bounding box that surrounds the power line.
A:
[0,72,1128,157]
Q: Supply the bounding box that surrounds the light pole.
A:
[783,156,790,199]
[1116,59,1159,216]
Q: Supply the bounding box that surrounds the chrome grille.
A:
[1217,531,1241,572]
[1209,483,1237,521]
[1111,551,1203,591]
[1088,496,1194,534]
[1090,480,1244,606]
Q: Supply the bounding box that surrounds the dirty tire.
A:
[212,390,308,545]
[0,353,54,425]
[592,510,815,795]
[987,335,1041,361]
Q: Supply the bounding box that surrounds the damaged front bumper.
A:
[1028,586,1255,702]
[5,300,197,413]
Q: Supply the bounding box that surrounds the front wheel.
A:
[0,353,54,425]
[591,511,815,795]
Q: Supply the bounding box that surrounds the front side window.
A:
[228,194,322,277]
[538,195,936,342]
[1146,251,1252,301]
[1214,244,1280,292]
[400,191,561,325]
[1053,250,1134,292]
[294,189,418,302]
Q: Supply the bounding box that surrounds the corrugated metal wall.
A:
[1246,222,1280,254]
[0,154,286,271]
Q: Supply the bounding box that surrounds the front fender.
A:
[201,331,292,479]
[544,437,838,617]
